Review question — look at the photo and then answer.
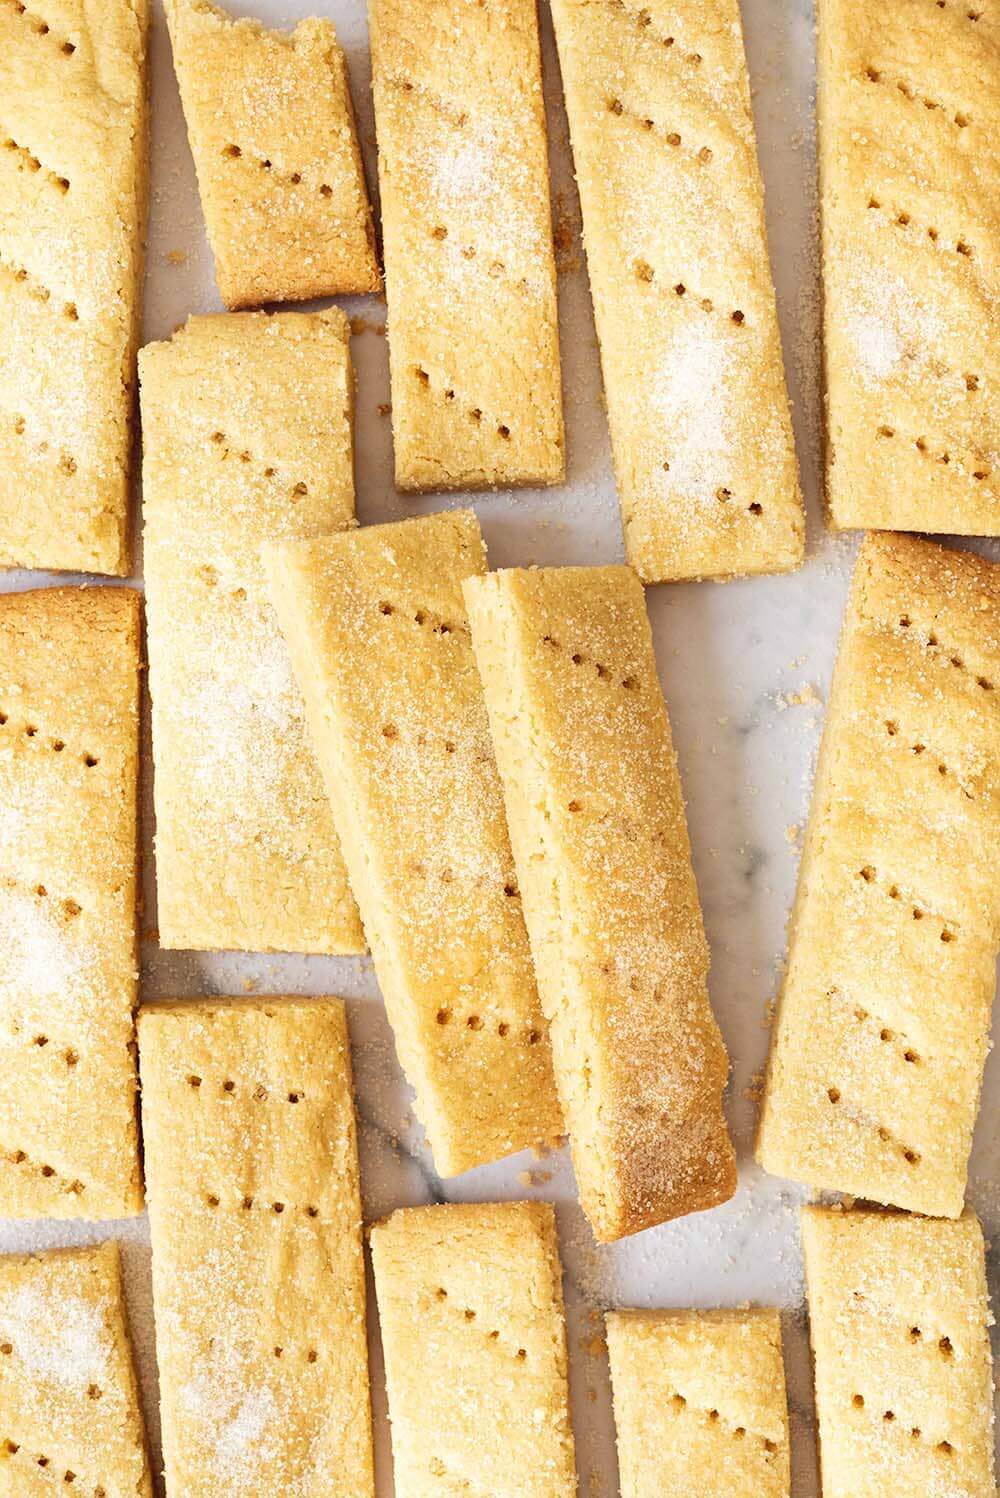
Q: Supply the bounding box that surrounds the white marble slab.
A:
[2,0,998,1492]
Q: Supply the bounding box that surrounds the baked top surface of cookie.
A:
[758,533,1000,1215]
[464,563,735,1240]
[0,1241,151,1497]
[820,0,1000,533]
[265,510,563,1175]
[369,0,564,491]
[166,0,379,307]
[802,1206,996,1498]
[606,1308,790,1497]
[0,585,142,1219]
[550,0,804,581]
[0,0,149,574]
[139,996,374,1498]
[370,1200,576,1496]
[140,308,364,955]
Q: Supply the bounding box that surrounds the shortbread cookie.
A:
[464,565,735,1241]
[139,997,374,1498]
[802,1206,996,1498]
[370,1202,576,1496]
[0,587,142,1218]
[140,310,363,954]
[265,511,562,1176]
[0,1242,152,1497]
[369,0,564,492]
[757,534,1000,1216]
[166,0,379,308]
[549,0,803,581]
[0,0,149,574]
[820,0,1000,532]
[606,1309,790,1498]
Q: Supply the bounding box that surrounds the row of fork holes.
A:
[936,0,982,14]
[825,1082,921,1164]
[10,416,79,475]
[221,144,335,200]
[1,137,69,192]
[414,367,510,439]
[10,2,77,52]
[435,1009,542,1044]
[859,861,955,945]
[543,634,642,692]
[828,993,922,1164]
[1,1439,100,1492]
[876,427,989,481]
[434,1285,527,1360]
[851,1364,955,1459]
[883,720,973,800]
[429,226,527,292]
[667,1392,780,1455]
[209,431,309,496]
[863,68,971,129]
[204,1192,320,1223]
[0,713,97,764]
[867,198,974,260]
[4,1149,83,1192]
[187,1075,304,1104]
[607,97,713,163]
[632,257,745,326]
[378,603,454,637]
[895,617,994,690]
[9,267,78,321]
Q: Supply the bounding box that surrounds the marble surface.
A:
[2,0,998,1493]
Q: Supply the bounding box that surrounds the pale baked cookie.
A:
[820,0,1000,532]
[802,1206,996,1498]
[0,1242,152,1497]
[757,533,1000,1216]
[549,0,803,582]
[140,310,364,955]
[265,511,563,1176]
[0,586,142,1218]
[370,1202,576,1496]
[369,0,564,492]
[606,1309,790,1498]
[464,565,735,1241]
[0,0,149,574]
[166,0,379,307]
[139,997,374,1498]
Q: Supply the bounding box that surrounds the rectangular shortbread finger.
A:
[166,0,379,308]
[265,510,563,1175]
[370,1202,576,1495]
[140,310,364,954]
[757,533,1000,1216]
[0,0,148,574]
[0,586,142,1218]
[549,0,803,582]
[464,565,736,1241]
[368,0,564,491]
[0,1242,152,1496]
[802,1206,996,1498]
[606,1309,790,1498]
[820,0,1000,532]
[139,997,374,1498]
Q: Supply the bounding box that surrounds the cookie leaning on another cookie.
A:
[464,563,736,1242]
[265,511,563,1176]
